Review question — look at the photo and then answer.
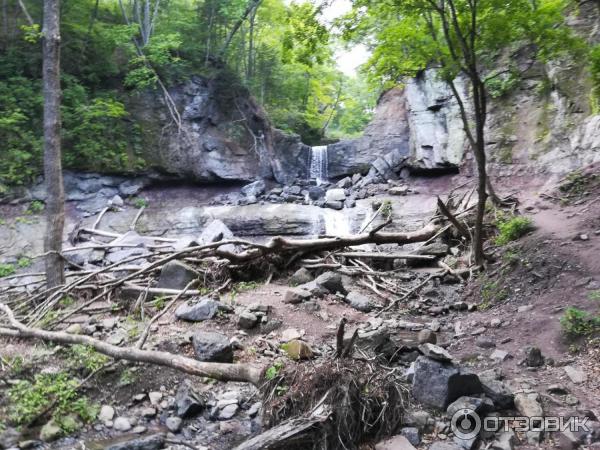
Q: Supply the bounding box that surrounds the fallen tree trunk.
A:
[0,303,263,385]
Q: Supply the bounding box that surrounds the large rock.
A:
[412,356,483,409]
[345,291,372,312]
[175,298,223,321]
[175,379,204,418]
[191,331,233,363]
[315,271,346,295]
[157,260,198,290]
[199,219,234,243]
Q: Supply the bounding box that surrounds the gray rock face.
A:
[412,356,483,409]
[157,260,198,290]
[192,331,233,363]
[105,433,166,450]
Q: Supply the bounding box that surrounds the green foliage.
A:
[265,360,284,380]
[7,372,98,428]
[17,257,31,268]
[480,278,509,309]
[132,197,149,209]
[560,307,600,338]
[26,201,44,215]
[495,216,534,245]
[67,345,111,373]
[590,44,600,107]
[588,290,600,302]
[0,264,16,278]
[486,72,521,99]
[118,368,136,386]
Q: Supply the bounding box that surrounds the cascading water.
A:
[309,145,329,185]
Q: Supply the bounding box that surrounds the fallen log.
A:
[336,252,435,261]
[0,303,263,385]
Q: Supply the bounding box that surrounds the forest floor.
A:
[1,168,600,450]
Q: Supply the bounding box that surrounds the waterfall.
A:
[309,145,328,185]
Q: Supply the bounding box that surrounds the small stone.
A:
[132,426,147,434]
[175,379,204,418]
[218,403,238,420]
[289,267,313,285]
[490,349,510,362]
[517,305,533,313]
[65,323,83,334]
[471,327,486,336]
[113,417,132,432]
[565,394,579,406]
[281,328,302,342]
[401,427,421,446]
[490,318,502,328]
[175,298,222,322]
[476,339,496,349]
[165,417,182,432]
[192,331,233,363]
[283,287,311,304]
[345,291,372,312]
[148,391,162,405]
[110,195,124,207]
[99,405,115,422]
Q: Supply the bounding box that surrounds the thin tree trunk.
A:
[43,0,65,290]
[17,0,34,26]
[246,4,257,81]
[471,78,488,266]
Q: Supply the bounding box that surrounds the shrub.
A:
[560,307,600,337]
[0,264,15,278]
[495,216,534,245]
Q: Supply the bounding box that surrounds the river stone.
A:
[324,200,343,210]
[157,260,198,290]
[412,356,483,409]
[99,405,115,422]
[315,271,346,294]
[175,297,221,321]
[241,180,266,197]
[325,188,346,202]
[345,291,372,312]
[308,186,325,200]
[192,331,233,363]
[105,433,166,450]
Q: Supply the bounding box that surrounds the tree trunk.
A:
[471,78,488,266]
[219,0,261,58]
[43,0,65,290]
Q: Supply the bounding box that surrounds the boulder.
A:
[175,379,204,418]
[308,186,325,201]
[237,311,259,329]
[175,298,222,321]
[105,433,166,450]
[345,291,372,312]
[289,267,314,286]
[191,331,233,363]
[315,271,346,295]
[412,356,483,409]
[157,260,198,290]
[480,379,514,409]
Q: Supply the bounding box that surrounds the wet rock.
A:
[412,356,483,409]
[175,298,222,321]
[237,311,259,329]
[241,180,266,197]
[525,346,544,367]
[157,261,198,290]
[345,291,372,312]
[192,331,233,363]
[289,267,313,286]
[99,405,115,422]
[375,435,416,450]
[283,287,312,304]
[175,379,204,418]
[417,330,437,345]
[419,343,453,362]
[315,271,346,294]
[40,421,62,442]
[105,433,166,450]
[113,417,132,432]
[282,340,313,360]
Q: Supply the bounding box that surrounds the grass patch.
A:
[7,372,98,431]
[0,263,15,278]
[560,307,600,338]
[494,215,534,245]
[66,345,111,373]
[479,277,509,309]
[132,197,148,209]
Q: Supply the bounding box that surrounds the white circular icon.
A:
[451,408,482,440]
